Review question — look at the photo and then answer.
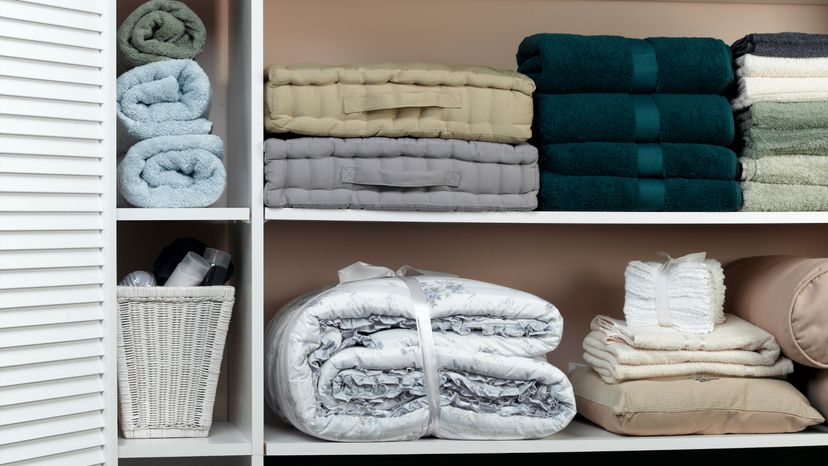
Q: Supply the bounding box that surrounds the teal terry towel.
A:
[540,143,738,180]
[741,182,828,211]
[517,34,733,95]
[742,128,828,158]
[117,59,212,142]
[118,134,225,208]
[534,93,734,145]
[118,0,206,69]
[538,172,742,211]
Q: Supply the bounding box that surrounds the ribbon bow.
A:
[338,261,455,284]
[654,252,707,327]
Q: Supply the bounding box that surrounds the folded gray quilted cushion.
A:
[264,137,539,211]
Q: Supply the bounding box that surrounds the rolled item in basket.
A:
[539,143,737,180]
[538,173,742,212]
[731,77,828,111]
[740,156,828,186]
[517,34,733,94]
[117,59,212,142]
[624,253,725,334]
[725,256,828,368]
[741,128,828,158]
[265,264,576,441]
[533,93,734,145]
[118,134,225,208]
[736,101,828,131]
[732,33,828,59]
[735,55,828,78]
[117,0,206,68]
[740,182,828,211]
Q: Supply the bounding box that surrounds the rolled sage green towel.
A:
[740,157,828,186]
[118,0,206,69]
[742,127,828,157]
[741,182,828,211]
[737,101,828,131]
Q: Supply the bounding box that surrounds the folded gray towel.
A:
[732,33,828,59]
[741,182,828,211]
[740,157,828,186]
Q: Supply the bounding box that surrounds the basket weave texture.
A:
[116,286,234,438]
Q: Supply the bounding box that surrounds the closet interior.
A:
[110,0,828,464]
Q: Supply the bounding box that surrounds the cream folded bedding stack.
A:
[731,33,828,211]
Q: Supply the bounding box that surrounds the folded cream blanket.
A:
[741,182,828,211]
[584,315,793,384]
[740,156,828,186]
[736,55,828,78]
[624,254,725,334]
[732,77,828,111]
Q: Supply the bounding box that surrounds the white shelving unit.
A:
[117,208,251,222]
[118,422,251,458]
[265,209,828,225]
[264,420,828,456]
[4,0,827,465]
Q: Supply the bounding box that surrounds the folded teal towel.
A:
[540,143,737,180]
[534,93,734,145]
[117,0,206,68]
[117,59,212,141]
[517,34,733,95]
[538,172,742,211]
[118,135,225,208]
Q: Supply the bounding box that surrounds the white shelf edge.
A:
[116,208,251,222]
[117,422,251,458]
[264,419,828,456]
[264,208,828,225]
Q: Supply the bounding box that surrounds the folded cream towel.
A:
[740,156,828,186]
[584,314,793,384]
[731,77,828,111]
[741,182,828,211]
[623,254,724,334]
[736,55,828,78]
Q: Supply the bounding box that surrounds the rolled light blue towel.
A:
[118,134,225,208]
[117,59,212,141]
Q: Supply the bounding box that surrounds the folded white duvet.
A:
[264,274,576,441]
[731,77,828,110]
[584,315,793,384]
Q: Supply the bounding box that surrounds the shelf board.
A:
[117,208,250,222]
[264,419,828,456]
[265,208,828,225]
[117,422,250,458]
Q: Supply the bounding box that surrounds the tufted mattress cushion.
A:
[264,137,539,211]
[264,64,535,143]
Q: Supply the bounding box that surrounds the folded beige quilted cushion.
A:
[265,64,535,143]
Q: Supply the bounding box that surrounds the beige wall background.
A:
[260,0,828,366]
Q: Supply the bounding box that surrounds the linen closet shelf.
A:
[2,0,828,465]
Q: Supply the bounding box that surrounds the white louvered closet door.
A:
[0,0,116,465]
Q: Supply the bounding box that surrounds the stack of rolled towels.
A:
[262,64,540,211]
[569,252,824,435]
[731,33,828,211]
[517,34,742,211]
[116,0,226,208]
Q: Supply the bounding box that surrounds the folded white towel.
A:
[583,315,793,384]
[731,77,828,111]
[736,55,828,78]
[623,253,724,334]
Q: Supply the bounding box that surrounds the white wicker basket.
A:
[116,286,234,438]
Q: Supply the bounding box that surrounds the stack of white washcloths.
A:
[623,252,725,334]
[583,252,793,384]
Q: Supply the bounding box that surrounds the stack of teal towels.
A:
[731,33,828,211]
[517,34,742,211]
